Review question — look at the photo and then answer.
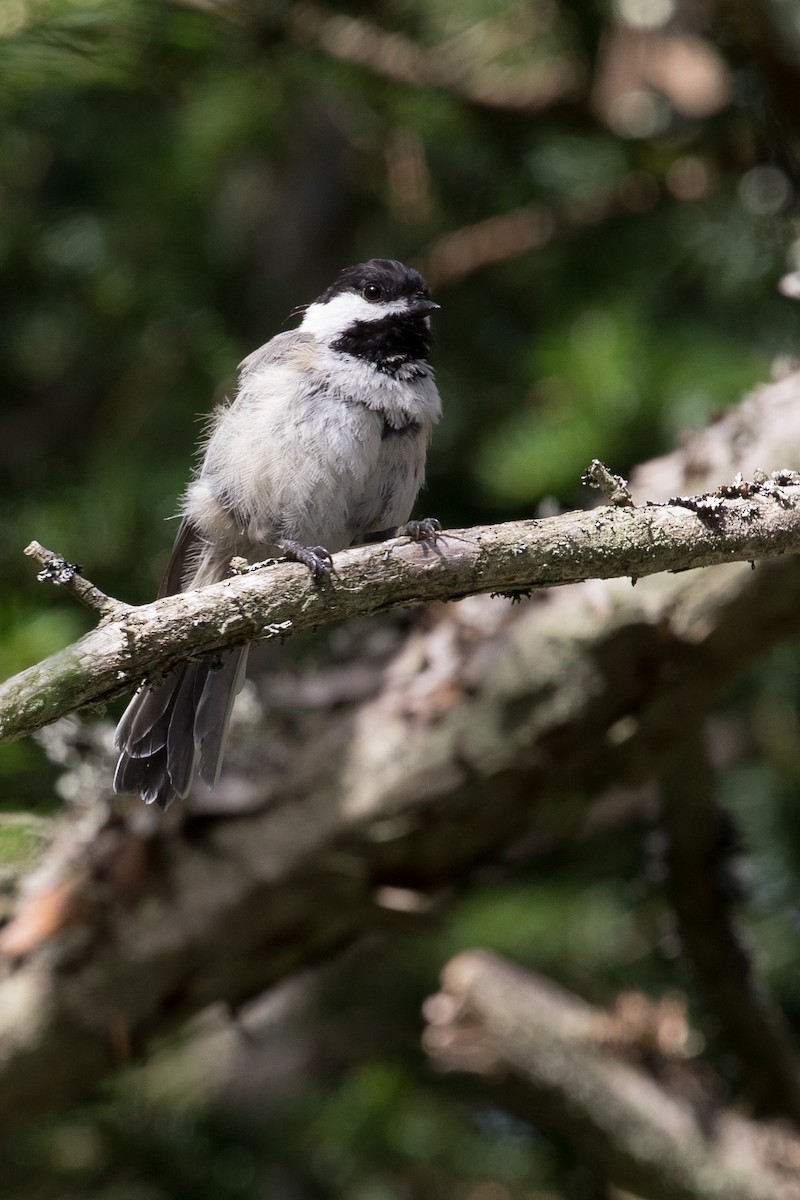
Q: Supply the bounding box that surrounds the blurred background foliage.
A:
[6,0,800,1196]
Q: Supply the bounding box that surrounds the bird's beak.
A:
[408,298,440,316]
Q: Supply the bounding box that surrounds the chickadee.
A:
[114,258,442,809]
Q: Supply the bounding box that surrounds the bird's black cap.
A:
[318,258,433,306]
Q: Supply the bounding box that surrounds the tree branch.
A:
[4,474,800,744]
[23,541,129,618]
[423,950,800,1200]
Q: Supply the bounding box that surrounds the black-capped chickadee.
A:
[114,259,442,809]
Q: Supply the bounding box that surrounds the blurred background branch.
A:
[423,949,800,1200]
[286,1,585,116]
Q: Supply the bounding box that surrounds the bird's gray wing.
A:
[157,516,200,598]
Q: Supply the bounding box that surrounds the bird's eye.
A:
[362,283,383,302]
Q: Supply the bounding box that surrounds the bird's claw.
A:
[396,517,442,543]
[277,539,334,584]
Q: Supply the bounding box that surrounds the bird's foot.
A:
[364,517,443,548]
[276,539,334,584]
[395,517,442,543]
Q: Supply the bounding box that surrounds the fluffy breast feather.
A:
[184,330,441,557]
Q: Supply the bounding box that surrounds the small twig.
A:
[582,459,633,506]
[24,542,128,618]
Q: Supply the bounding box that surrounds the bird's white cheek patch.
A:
[301,294,410,340]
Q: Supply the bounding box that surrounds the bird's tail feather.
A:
[113,646,249,809]
[195,649,249,788]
